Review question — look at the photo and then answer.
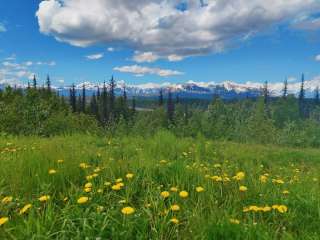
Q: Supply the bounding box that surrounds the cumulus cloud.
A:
[86,53,104,60]
[293,17,320,31]
[315,55,320,61]
[0,23,6,32]
[133,52,160,63]
[114,65,184,77]
[36,0,320,61]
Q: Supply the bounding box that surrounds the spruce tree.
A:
[159,89,164,106]
[101,81,109,125]
[263,81,269,105]
[33,75,37,89]
[46,74,51,92]
[167,91,175,124]
[90,93,99,119]
[81,84,86,113]
[282,78,288,99]
[299,74,305,118]
[69,84,77,112]
[315,86,320,106]
[109,76,116,120]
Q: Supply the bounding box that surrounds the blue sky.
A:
[1,0,320,87]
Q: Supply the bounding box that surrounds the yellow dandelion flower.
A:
[229,218,240,224]
[63,197,68,202]
[196,186,205,193]
[1,196,13,204]
[262,206,271,212]
[272,179,284,184]
[94,167,101,173]
[170,204,180,211]
[48,169,57,175]
[159,160,167,164]
[233,171,245,181]
[84,187,92,193]
[275,205,288,213]
[111,184,122,191]
[239,186,248,192]
[121,206,135,215]
[104,181,111,186]
[57,159,64,164]
[282,190,289,195]
[126,173,134,179]
[84,182,93,188]
[77,196,89,204]
[260,175,268,183]
[79,163,90,169]
[0,217,9,226]
[39,195,50,202]
[19,204,32,215]
[170,187,178,192]
[116,178,123,183]
[97,189,103,193]
[160,191,170,198]
[179,191,189,198]
[169,217,179,224]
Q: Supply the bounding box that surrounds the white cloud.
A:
[168,54,184,62]
[36,61,56,66]
[0,23,6,32]
[114,65,184,77]
[86,53,104,60]
[107,47,114,52]
[133,52,159,63]
[315,55,320,62]
[36,0,320,60]
[293,17,320,31]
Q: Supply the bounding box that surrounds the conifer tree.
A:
[46,74,51,92]
[167,91,175,124]
[101,81,109,125]
[263,81,269,105]
[109,76,116,120]
[81,84,86,113]
[299,74,305,118]
[315,86,320,106]
[90,93,99,119]
[159,89,164,106]
[69,84,77,112]
[33,75,37,89]
[131,96,136,116]
[282,78,288,99]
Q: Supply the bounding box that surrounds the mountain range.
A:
[2,77,320,99]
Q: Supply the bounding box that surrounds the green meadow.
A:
[0,131,319,239]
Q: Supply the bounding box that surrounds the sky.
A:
[1,0,320,87]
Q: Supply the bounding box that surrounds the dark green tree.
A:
[159,89,164,106]
[167,91,175,124]
[282,78,288,99]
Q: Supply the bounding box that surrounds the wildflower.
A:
[48,169,57,175]
[79,163,90,169]
[104,181,111,186]
[111,184,122,191]
[126,173,134,179]
[196,186,205,193]
[169,217,179,224]
[262,206,271,212]
[19,204,32,215]
[260,175,268,183]
[170,187,178,192]
[160,191,170,198]
[57,159,64,163]
[233,172,245,181]
[97,189,103,193]
[1,196,13,204]
[94,167,101,173]
[170,204,180,212]
[63,197,68,202]
[39,195,50,202]
[282,190,290,195]
[77,196,89,204]
[159,160,167,164]
[119,200,127,204]
[0,217,8,226]
[239,186,248,192]
[213,163,221,168]
[84,187,92,193]
[121,206,135,215]
[211,176,222,182]
[273,205,288,213]
[84,182,93,188]
[229,218,240,224]
[179,191,189,198]
[97,206,104,213]
[116,178,123,183]
[272,179,284,184]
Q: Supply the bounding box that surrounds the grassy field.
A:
[0,131,319,239]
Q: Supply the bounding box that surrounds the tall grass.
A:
[0,131,319,239]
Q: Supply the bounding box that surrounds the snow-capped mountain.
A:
[2,77,320,99]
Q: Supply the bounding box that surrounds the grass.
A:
[0,131,319,239]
